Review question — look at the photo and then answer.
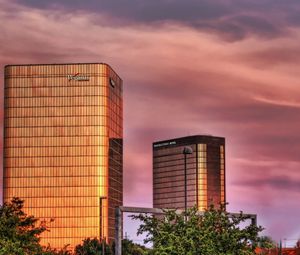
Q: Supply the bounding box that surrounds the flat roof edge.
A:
[4,63,122,80]
[5,63,109,68]
[153,135,225,145]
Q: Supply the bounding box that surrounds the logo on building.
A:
[68,73,89,81]
[110,78,116,88]
[153,141,176,148]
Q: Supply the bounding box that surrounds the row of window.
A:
[5,107,109,117]
[5,115,108,127]
[153,184,197,193]
[154,156,217,165]
[5,75,110,83]
[154,170,197,181]
[5,80,109,87]
[5,76,110,86]
[153,161,197,170]
[4,165,106,174]
[5,72,114,80]
[5,96,108,107]
[5,126,111,137]
[154,192,197,200]
[9,195,106,206]
[23,206,103,217]
[153,153,194,162]
[153,163,197,172]
[5,176,108,188]
[4,167,109,178]
[5,136,109,147]
[5,156,109,167]
[5,146,109,157]
[153,146,208,158]
[42,226,106,238]
[5,123,121,137]
[155,197,209,204]
[154,162,220,174]
[41,218,102,228]
[5,64,110,76]
[41,228,103,240]
[5,87,108,98]
[153,147,196,157]
[4,186,106,197]
[154,201,198,209]
[153,169,196,179]
[154,196,198,203]
[19,203,107,215]
[154,156,197,163]
[154,176,198,187]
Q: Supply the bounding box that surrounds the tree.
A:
[256,236,277,255]
[111,238,149,255]
[0,197,48,255]
[42,244,72,255]
[132,204,263,255]
[74,238,112,255]
[121,239,148,255]
[257,236,276,249]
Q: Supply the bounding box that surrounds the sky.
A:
[1,0,300,244]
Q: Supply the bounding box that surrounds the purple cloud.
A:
[13,0,300,40]
[1,0,300,243]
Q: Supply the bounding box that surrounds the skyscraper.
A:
[3,63,123,248]
[153,135,225,211]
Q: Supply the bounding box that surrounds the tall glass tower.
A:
[3,63,123,248]
[153,135,225,211]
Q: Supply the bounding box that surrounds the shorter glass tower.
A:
[153,135,225,211]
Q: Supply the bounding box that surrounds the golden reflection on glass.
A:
[198,144,207,211]
[153,136,225,213]
[4,63,123,249]
[220,145,225,204]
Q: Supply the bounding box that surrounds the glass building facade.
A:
[3,63,123,248]
[153,135,225,211]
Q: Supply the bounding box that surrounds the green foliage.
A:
[111,238,149,255]
[121,239,148,255]
[257,236,277,249]
[42,244,72,255]
[74,238,112,255]
[0,197,48,255]
[132,204,264,255]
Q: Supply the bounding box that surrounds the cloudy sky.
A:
[1,0,300,244]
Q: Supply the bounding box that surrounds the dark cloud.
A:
[2,0,300,241]
[15,0,300,40]
[15,0,234,21]
[235,175,300,192]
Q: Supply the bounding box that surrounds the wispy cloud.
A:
[254,96,300,108]
[1,0,300,241]
[234,174,300,192]
[12,0,300,41]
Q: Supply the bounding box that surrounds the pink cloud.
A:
[1,0,300,243]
